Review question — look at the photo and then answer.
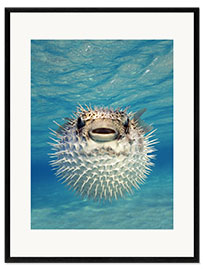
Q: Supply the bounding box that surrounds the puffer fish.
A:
[49,105,157,201]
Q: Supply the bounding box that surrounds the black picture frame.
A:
[5,7,199,263]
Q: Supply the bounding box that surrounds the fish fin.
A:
[137,119,153,133]
[133,108,153,134]
[134,108,147,120]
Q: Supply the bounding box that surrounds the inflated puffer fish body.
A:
[49,105,157,201]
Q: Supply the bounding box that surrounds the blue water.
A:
[31,40,173,229]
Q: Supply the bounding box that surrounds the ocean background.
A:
[31,40,173,229]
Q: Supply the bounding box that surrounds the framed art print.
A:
[5,8,199,262]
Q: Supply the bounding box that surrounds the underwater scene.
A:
[31,40,173,229]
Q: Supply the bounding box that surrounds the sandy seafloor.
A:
[31,40,173,229]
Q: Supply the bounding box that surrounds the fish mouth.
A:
[92,128,116,134]
[89,127,118,142]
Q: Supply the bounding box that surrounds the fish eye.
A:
[123,117,129,128]
[77,117,85,129]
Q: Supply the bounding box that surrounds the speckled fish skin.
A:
[49,105,157,201]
